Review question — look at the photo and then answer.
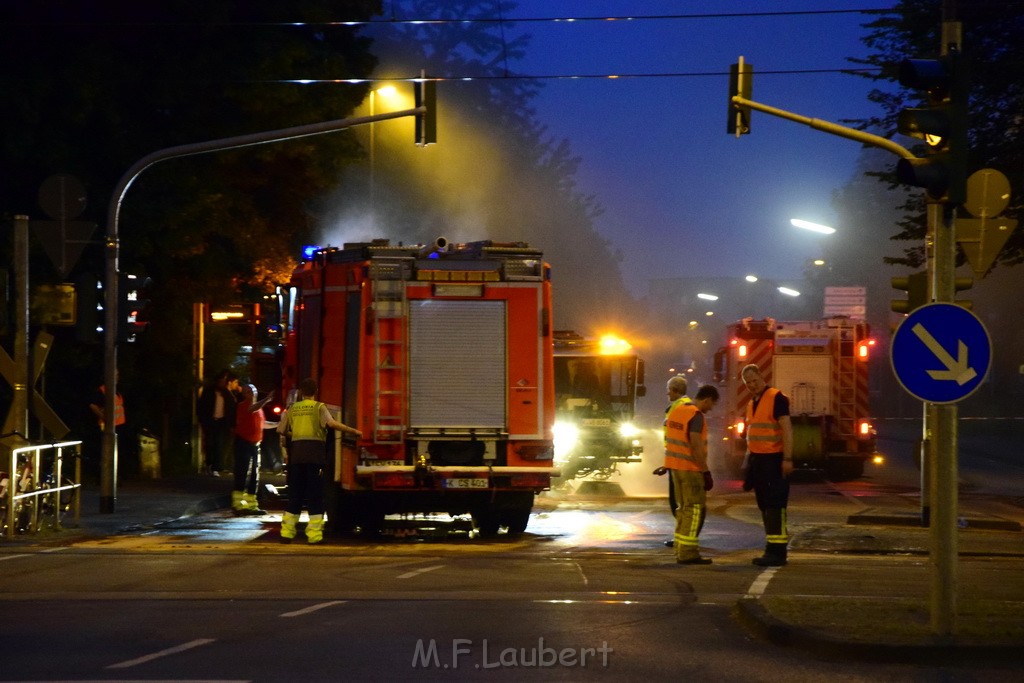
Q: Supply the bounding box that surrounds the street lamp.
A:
[778,286,801,297]
[790,218,836,235]
[369,84,398,221]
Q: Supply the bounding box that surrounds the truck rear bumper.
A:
[353,465,560,492]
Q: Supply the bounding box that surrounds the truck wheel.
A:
[502,509,531,536]
[327,488,357,536]
[472,508,501,537]
[505,492,534,535]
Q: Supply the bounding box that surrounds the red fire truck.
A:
[713,317,877,480]
[279,238,556,536]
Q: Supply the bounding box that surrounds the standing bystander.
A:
[197,369,238,476]
[88,370,125,476]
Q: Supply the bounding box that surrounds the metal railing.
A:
[2,440,82,539]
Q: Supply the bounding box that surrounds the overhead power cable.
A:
[278,67,884,85]
[8,8,897,28]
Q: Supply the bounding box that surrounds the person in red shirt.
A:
[233,383,272,515]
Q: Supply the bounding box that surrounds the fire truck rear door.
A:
[408,299,507,428]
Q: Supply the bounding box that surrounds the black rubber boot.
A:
[752,543,788,566]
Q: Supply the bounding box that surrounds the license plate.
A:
[443,477,488,489]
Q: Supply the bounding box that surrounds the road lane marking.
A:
[280,600,348,618]
[40,546,69,553]
[106,638,215,669]
[397,564,445,579]
[746,567,780,597]
[0,554,31,561]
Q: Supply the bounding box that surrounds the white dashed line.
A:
[746,567,780,597]
[397,564,445,579]
[280,600,348,618]
[0,554,31,561]
[106,638,216,669]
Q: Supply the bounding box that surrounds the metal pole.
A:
[100,107,425,511]
[929,199,959,637]
[192,302,205,473]
[926,15,962,640]
[12,216,29,440]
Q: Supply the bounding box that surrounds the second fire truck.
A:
[552,331,646,480]
[713,316,878,480]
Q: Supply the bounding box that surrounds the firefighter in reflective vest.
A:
[741,363,793,567]
[277,378,361,544]
[664,384,719,565]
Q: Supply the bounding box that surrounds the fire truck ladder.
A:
[372,273,408,444]
[835,328,857,439]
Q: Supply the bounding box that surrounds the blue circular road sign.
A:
[890,303,992,404]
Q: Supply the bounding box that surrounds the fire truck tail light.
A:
[510,473,550,488]
[858,419,873,437]
[737,344,748,358]
[374,472,417,488]
[735,421,745,436]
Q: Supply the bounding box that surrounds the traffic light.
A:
[75,273,104,343]
[414,78,436,146]
[894,51,968,204]
[727,60,753,135]
[118,273,152,343]
[953,276,973,310]
[890,270,929,314]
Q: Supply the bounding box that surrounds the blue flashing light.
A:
[427,251,440,260]
[302,244,320,260]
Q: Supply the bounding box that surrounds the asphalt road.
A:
[1,422,1022,681]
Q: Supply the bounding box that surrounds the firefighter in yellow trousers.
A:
[664,384,719,564]
[277,378,361,544]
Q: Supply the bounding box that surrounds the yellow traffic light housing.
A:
[890,271,929,314]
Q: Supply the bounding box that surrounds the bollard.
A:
[138,430,161,479]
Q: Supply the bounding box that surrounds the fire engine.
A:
[552,331,646,480]
[713,317,877,480]
[279,238,556,536]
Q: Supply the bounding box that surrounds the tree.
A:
[0,1,380,467]
[848,0,1024,268]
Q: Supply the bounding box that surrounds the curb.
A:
[733,596,1022,665]
[847,511,1022,532]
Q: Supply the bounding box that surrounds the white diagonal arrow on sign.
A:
[911,323,977,385]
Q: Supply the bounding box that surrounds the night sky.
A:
[502,0,900,296]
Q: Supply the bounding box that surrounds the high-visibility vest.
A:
[746,387,783,453]
[99,386,126,427]
[664,399,705,472]
[286,399,326,443]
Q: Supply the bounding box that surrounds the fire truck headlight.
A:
[553,421,581,461]
[618,422,640,439]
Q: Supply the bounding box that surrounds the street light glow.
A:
[790,218,836,235]
[778,286,801,297]
[697,293,718,301]
[813,259,826,266]
[745,274,758,283]
[375,84,397,97]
